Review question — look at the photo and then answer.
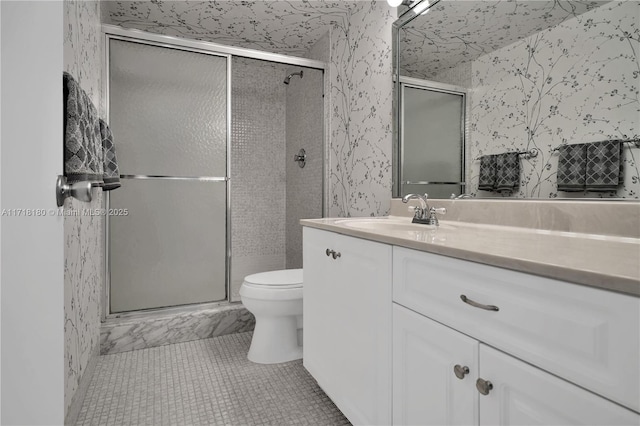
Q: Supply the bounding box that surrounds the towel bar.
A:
[551,139,640,152]
[473,148,539,161]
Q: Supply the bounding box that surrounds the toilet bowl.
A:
[240,269,303,364]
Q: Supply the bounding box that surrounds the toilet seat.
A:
[240,269,303,301]
[243,269,303,288]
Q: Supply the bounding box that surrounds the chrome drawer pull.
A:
[476,378,493,395]
[454,364,469,379]
[460,295,499,311]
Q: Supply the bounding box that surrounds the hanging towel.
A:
[557,143,587,192]
[478,155,497,191]
[495,152,520,194]
[585,140,623,192]
[63,72,103,183]
[99,119,121,191]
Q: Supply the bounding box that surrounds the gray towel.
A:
[557,143,587,192]
[585,140,623,192]
[64,72,103,183]
[478,155,497,191]
[99,119,121,191]
[495,152,520,194]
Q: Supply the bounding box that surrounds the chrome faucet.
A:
[402,193,446,226]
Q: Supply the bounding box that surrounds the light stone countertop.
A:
[300,216,640,297]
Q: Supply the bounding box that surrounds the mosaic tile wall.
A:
[230,57,290,301]
[63,0,104,421]
[285,66,325,269]
[469,1,640,198]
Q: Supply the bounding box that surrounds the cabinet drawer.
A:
[393,246,640,412]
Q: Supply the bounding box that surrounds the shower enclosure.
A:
[104,28,324,315]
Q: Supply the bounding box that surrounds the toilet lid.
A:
[243,269,303,287]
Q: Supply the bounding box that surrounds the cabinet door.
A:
[479,344,639,425]
[303,227,392,425]
[393,304,479,426]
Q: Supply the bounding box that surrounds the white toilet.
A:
[239,269,303,364]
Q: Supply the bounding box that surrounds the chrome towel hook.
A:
[293,148,306,168]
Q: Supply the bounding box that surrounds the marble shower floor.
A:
[76,332,350,426]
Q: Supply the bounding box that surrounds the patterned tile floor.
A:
[76,332,350,425]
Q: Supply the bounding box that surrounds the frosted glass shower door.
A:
[108,39,228,313]
[401,85,465,198]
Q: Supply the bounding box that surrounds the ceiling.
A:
[102,1,377,57]
[399,0,612,79]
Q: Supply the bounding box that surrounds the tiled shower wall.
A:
[63,0,104,421]
[285,67,325,269]
[230,57,325,298]
[230,57,289,300]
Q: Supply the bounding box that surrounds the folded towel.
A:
[585,140,623,192]
[99,119,121,191]
[478,155,497,191]
[495,152,520,194]
[557,143,587,192]
[63,72,103,183]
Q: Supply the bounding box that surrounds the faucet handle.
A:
[408,205,423,219]
[431,207,446,215]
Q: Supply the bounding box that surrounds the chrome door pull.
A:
[460,295,499,311]
[454,364,469,379]
[476,378,493,395]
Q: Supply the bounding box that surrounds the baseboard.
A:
[64,342,99,426]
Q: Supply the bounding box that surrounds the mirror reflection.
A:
[394,0,640,199]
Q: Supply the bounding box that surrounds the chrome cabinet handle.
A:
[460,294,499,311]
[476,378,493,395]
[454,364,469,379]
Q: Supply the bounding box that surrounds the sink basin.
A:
[335,218,454,232]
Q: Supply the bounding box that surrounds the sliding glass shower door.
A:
[108,39,229,313]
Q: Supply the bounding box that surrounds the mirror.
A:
[392,0,640,199]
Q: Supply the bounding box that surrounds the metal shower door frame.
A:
[101,25,328,320]
[103,32,232,318]
[397,76,469,197]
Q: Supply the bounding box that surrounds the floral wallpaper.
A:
[325,1,395,216]
[63,0,104,419]
[469,0,639,198]
[104,1,358,56]
[399,0,609,81]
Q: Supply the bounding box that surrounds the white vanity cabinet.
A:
[302,227,392,426]
[393,246,640,425]
[393,304,479,425]
[393,304,638,425]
